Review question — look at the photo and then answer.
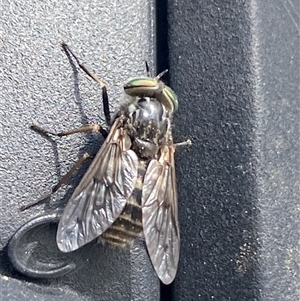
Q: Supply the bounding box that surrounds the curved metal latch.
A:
[8,212,77,278]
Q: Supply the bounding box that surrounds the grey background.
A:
[167,0,299,300]
[1,0,299,300]
[1,0,159,300]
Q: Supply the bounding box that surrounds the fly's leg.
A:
[61,42,111,125]
[30,123,108,139]
[22,44,111,210]
[21,152,92,211]
[21,124,107,211]
[174,139,192,148]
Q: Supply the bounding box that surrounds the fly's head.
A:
[123,76,178,114]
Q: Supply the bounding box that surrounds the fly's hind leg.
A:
[61,42,111,125]
[21,123,107,211]
[20,152,92,211]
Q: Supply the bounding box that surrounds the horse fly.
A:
[25,43,191,284]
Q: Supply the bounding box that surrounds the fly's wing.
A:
[57,119,138,252]
[142,145,180,285]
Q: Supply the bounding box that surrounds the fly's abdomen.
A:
[100,161,146,247]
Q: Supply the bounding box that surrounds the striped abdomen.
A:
[100,160,147,247]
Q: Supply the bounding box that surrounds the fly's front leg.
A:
[61,42,111,126]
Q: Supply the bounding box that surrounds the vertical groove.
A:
[156,0,170,83]
[157,2,173,299]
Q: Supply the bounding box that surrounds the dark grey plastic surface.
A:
[168,0,299,300]
[1,0,299,300]
[1,0,160,300]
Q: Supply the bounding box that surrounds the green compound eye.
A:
[124,77,179,112]
[161,86,178,112]
[125,77,158,89]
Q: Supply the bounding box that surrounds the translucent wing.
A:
[57,119,138,252]
[142,145,180,284]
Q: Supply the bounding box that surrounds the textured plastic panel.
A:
[168,0,299,300]
[1,0,299,300]
[1,0,161,300]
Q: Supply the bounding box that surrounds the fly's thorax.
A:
[124,97,172,159]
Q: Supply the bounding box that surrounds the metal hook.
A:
[8,211,76,278]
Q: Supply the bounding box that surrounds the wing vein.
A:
[57,120,138,252]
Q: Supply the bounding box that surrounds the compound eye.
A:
[124,77,158,97]
[124,77,178,113]
[162,86,178,112]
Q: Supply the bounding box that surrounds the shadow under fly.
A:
[22,43,191,284]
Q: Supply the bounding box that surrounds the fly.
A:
[24,43,191,285]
